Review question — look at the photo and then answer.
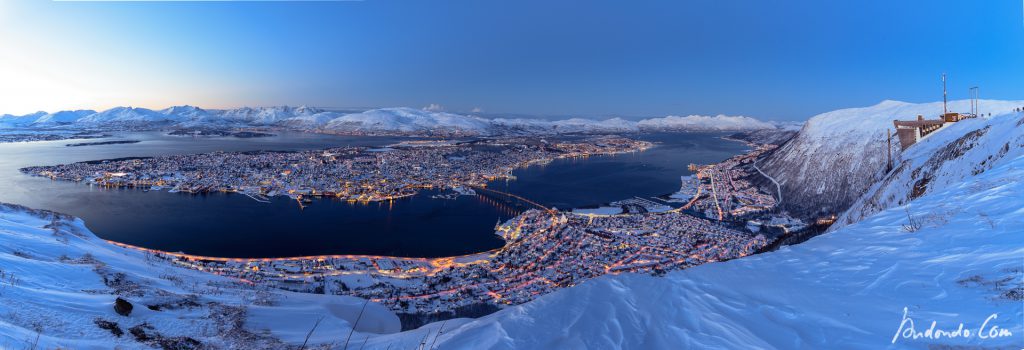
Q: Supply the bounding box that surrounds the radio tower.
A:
[942,73,948,115]
[969,86,979,116]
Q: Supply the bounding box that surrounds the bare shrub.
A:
[901,208,922,233]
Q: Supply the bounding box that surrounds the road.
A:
[752,159,783,205]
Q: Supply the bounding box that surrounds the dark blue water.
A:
[500,133,749,209]
[0,131,746,258]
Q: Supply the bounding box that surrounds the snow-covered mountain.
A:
[0,111,47,127]
[492,117,641,134]
[758,99,1024,217]
[491,114,775,134]
[160,105,212,120]
[323,107,493,134]
[75,107,181,126]
[835,108,1024,230]
[0,106,781,135]
[637,114,775,131]
[215,105,323,125]
[31,110,97,126]
[277,111,342,128]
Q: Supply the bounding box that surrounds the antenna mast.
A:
[942,73,948,115]
[969,86,979,116]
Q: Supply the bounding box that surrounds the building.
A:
[941,112,975,123]
[893,115,945,150]
[893,111,978,150]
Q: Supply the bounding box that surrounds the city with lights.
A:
[63,140,782,324]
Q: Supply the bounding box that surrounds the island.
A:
[23,136,651,203]
[65,140,141,147]
[167,128,275,138]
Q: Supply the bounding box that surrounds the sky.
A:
[0,0,1021,121]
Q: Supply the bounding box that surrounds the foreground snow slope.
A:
[413,147,1022,349]
[0,204,399,349]
[760,99,1024,217]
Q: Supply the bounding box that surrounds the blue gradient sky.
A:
[0,0,1021,120]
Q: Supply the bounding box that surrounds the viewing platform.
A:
[893,112,976,150]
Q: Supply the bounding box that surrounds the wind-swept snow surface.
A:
[0,204,399,349]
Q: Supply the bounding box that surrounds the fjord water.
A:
[496,133,750,209]
[0,131,747,258]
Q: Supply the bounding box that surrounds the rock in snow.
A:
[114,298,133,317]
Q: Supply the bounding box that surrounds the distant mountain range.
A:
[0,105,788,135]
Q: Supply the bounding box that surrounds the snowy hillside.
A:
[759,99,1024,217]
[836,109,1024,229]
[0,204,399,349]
